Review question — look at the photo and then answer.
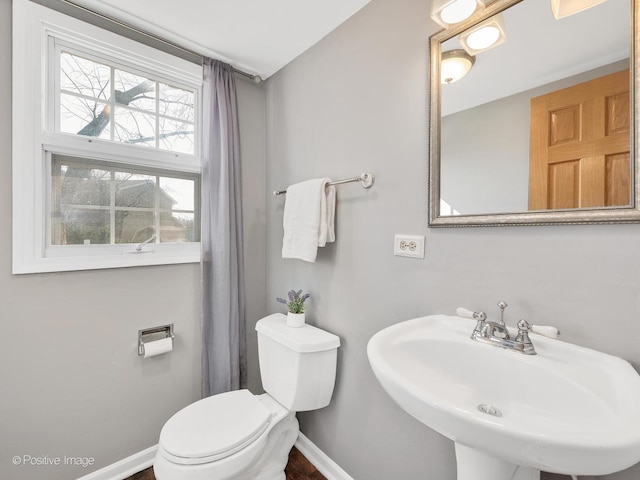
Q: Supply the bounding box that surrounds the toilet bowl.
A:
[154,391,298,480]
[153,314,340,480]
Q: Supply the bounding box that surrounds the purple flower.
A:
[277,288,311,314]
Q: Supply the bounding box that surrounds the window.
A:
[57,50,196,154]
[50,156,199,247]
[13,0,203,273]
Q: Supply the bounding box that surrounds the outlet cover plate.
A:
[394,234,425,259]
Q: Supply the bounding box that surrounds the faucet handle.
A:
[515,320,536,355]
[473,311,487,321]
[455,307,489,322]
[455,307,475,319]
[517,319,531,332]
[455,307,487,322]
[530,324,561,339]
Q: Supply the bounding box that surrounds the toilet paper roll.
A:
[143,337,173,358]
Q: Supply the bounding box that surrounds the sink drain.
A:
[477,404,502,417]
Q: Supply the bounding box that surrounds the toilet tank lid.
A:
[256,314,340,353]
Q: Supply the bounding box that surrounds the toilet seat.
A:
[159,390,272,465]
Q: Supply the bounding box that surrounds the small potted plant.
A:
[276,289,311,327]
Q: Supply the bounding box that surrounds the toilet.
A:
[153,313,340,480]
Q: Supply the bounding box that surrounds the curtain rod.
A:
[59,0,263,84]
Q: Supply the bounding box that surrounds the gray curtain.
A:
[201,58,247,397]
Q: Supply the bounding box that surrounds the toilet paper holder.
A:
[138,323,174,356]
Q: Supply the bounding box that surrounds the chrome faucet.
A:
[469,301,537,355]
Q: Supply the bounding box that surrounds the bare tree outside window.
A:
[53,51,199,246]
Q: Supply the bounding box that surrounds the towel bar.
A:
[273,172,375,196]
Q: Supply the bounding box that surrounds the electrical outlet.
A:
[394,234,425,258]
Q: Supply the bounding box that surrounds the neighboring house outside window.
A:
[13,0,202,273]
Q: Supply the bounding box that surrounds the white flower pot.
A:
[287,312,305,328]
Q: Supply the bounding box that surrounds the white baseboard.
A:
[295,432,354,480]
[76,445,157,480]
[75,433,349,480]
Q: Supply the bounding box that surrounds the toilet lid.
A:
[159,389,271,462]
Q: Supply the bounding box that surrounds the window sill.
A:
[13,246,201,274]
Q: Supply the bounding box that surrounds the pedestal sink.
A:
[367,314,640,480]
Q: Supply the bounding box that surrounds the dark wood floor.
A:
[285,447,327,480]
[126,447,327,480]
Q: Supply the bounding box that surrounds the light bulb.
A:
[459,13,506,55]
[441,50,475,84]
[440,0,478,25]
[465,25,500,50]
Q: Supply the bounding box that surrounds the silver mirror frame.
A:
[429,0,639,227]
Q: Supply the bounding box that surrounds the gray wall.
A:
[442,91,530,214]
[265,0,640,479]
[237,79,268,394]
[0,0,266,478]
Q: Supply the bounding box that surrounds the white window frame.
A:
[12,0,203,274]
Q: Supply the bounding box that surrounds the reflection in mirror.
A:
[429,0,638,226]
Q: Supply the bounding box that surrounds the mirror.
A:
[429,0,639,226]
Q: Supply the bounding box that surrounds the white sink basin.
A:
[367,314,640,479]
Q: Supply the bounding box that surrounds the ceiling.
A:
[68,0,629,98]
[70,0,372,79]
[441,0,630,116]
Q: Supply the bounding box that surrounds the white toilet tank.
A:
[255,314,340,412]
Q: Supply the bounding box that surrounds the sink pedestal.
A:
[455,444,539,480]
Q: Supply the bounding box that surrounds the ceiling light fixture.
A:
[459,13,506,56]
[551,0,608,19]
[431,0,485,28]
[441,50,476,84]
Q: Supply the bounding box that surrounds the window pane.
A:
[114,69,155,112]
[60,94,111,139]
[56,53,198,157]
[52,208,110,245]
[52,161,111,207]
[115,211,155,244]
[160,212,195,243]
[115,173,156,208]
[50,155,199,247]
[159,117,195,154]
[159,176,194,211]
[60,52,110,100]
[159,83,194,122]
[114,107,156,147]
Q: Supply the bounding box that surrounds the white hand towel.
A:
[282,178,333,262]
[325,185,336,244]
